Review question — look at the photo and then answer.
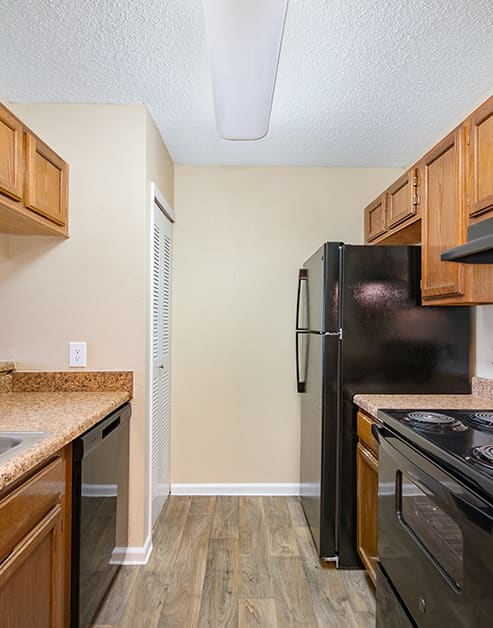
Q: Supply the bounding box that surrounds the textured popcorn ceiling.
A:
[1,0,492,166]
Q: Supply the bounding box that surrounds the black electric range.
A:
[374,408,493,628]
[377,408,493,500]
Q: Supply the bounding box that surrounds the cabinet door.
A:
[468,97,493,219]
[357,442,378,586]
[0,105,23,201]
[386,169,419,229]
[421,128,465,301]
[0,457,63,562]
[364,195,386,242]
[0,505,63,627]
[25,133,68,227]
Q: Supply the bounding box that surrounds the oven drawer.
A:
[376,427,493,627]
[376,563,416,628]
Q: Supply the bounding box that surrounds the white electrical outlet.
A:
[69,342,87,368]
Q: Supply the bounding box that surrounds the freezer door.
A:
[299,245,324,333]
[341,245,470,394]
[297,242,341,333]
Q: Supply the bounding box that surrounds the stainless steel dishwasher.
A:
[71,402,131,628]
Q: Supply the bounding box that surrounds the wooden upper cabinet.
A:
[364,168,421,245]
[467,97,493,221]
[386,169,419,229]
[0,103,69,237]
[25,133,68,227]
[420,128,465,302]
[364,195,386,242]
[0,106,23,202]
[362,93,493,305]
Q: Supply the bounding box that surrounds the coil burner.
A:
[466,412,493,433]
[402,411,467,433]
[468,445,493,471]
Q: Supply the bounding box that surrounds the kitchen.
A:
[0,1,493,627]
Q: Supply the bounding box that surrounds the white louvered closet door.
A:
[151,202,172,527]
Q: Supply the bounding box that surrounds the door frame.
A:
[147,182,175,541]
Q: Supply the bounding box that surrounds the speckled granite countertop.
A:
[354,393,493,419]
[354,376,493,419]
[353,377,493,417]
[0,391,130,491]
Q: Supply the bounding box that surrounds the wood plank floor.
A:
[92,496,375,628]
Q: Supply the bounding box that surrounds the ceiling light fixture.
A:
[203,0,288,141]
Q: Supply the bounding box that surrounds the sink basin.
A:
[0,431,51,463]
[0,436,22,455]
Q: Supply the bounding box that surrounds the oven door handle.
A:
[378,424,493,519]
[371,423,392,443]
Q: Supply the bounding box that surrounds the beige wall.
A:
[476,306,493,378]
[172,165,403,484]
[0,103,174,547]
[146,110,174,206]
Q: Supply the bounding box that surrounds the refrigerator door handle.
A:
[296,269,308,331]
[324,329,343,340]
[296,331,308,393]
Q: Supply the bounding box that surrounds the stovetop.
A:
[377,408,493,500]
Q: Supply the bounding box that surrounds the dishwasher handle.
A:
[73,403,131,461]
[102,417,120,439]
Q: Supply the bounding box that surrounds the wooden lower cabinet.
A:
[0,448,71,627]
[0,505,63,627]
[356,410,379,585]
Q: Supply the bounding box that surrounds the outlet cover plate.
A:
[69,342,87,368]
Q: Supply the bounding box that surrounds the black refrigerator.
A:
[295,243,471,568]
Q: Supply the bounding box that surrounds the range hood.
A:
[441,216,493,264]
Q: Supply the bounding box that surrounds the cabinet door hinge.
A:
[413,194,419,206]
[412,174,418,186]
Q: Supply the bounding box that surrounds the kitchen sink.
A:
[0,432,51,463]
[0,435,22,454]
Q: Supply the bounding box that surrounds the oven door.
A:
[377,426,493,627]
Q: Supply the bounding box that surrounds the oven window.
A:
[398,471,463,589]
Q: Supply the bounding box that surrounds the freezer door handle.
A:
[324,329,343,339]
[295,331,308,393]
[296,269,308,331]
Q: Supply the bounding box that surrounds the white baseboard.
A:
[110,533,153,565]
[171,483,300,496]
